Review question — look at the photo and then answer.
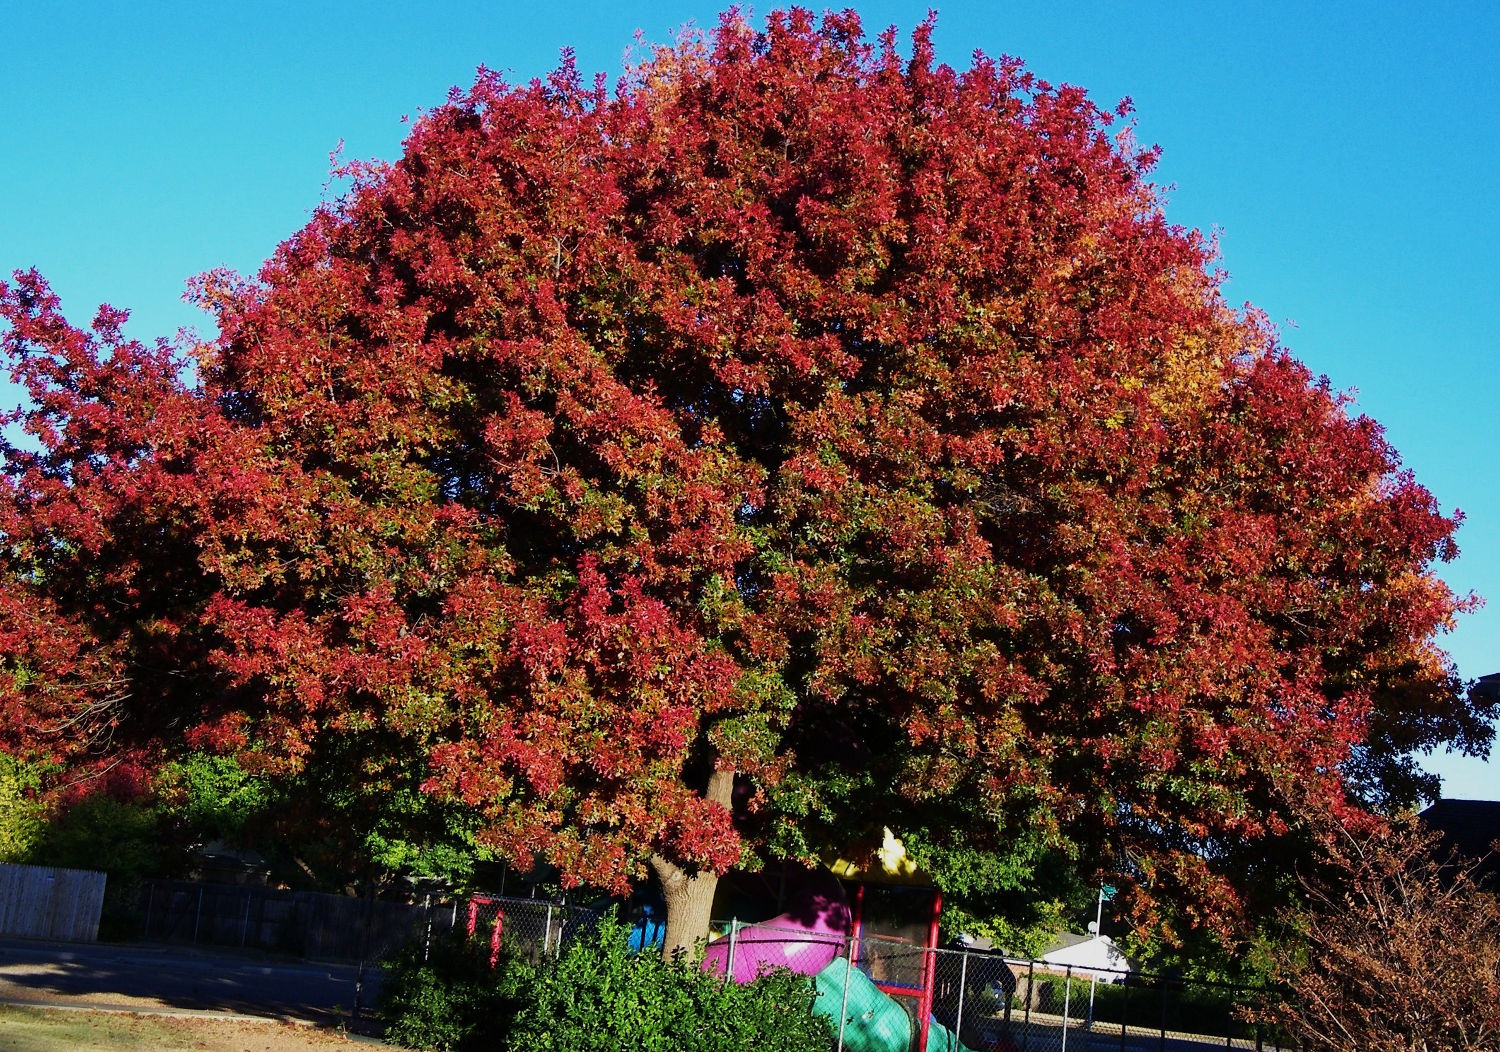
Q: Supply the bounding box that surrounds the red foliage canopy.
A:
[1,10,1487,941]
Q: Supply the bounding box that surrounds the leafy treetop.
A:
[1,8,1490,948]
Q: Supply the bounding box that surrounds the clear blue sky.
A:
[4,2,1496,798]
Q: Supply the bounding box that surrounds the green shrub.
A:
[1023,974,1248,1038]
[510,915,836,1052]
[0,753,45,862]
[380,931,533,1051]
[381,914,836,1052]
[21,792,184,940]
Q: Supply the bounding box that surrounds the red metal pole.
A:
[850,883,866,968]
[917,889,942,1052]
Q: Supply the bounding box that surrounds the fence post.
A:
[142,881,153,939]
[1120,974,1131,1052]
[835,934,855,1052]
[241,890,252,947]
[1224,986,1234,1052]
[353,915,365,1021]
[954,949,969,1046]
[544,904,554,958]
[192,885,204,945]
[423,894,433,962]
[1022,959,1034,1052]
[1003,959,1012,1028]
[1061,965,1073,1052]
[1159,976,1169,1052]
[353,892,374,1023]
[1087,971,1099,1040]
[724,918,739,985]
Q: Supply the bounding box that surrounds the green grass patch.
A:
[0,1006,199,1052]
[0,1005,364,1051]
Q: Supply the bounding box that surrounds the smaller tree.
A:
[0,753,45,861]
[1259,820,1500,1051]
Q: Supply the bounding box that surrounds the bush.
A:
[1256,821,1500,1051]
[381,914,836,1052]
[380,931,533,1052]
[0,753,45,861]
[511,915,835,1052]
[1024,974,1247,1038]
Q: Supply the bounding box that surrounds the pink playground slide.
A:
[701,867,853,983]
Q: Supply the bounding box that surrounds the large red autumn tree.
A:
[2,10,1491,953]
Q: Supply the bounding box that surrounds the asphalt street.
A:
[0,938,382,1027]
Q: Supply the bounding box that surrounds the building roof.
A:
[1470,672,1500,708]
[1418,798,1500,886]
[1042,931,1093,954]
[1038,933,1135,975]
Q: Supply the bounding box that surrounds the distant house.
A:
[1419,797,1500,890]
[1471,672,1500,710]
[1039,932,1133,982]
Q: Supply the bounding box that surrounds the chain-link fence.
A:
[135,880,599,965]
[129,884,1269,1051]
[699,922,1272,1052]
[461,893,601,965]
[138,879,450,961]
[132,880,603,1022]
[908,944,1270,1052]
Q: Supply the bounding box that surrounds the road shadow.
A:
[0,938,386,1033]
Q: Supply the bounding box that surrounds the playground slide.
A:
[701,912,847,982]
[701,867,852,983]
[812,958,911,1052]
[626,899,666,952]
[695,865,972,1052]
[810,959,975,1052]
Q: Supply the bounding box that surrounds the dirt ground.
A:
[0,1005,384,1052]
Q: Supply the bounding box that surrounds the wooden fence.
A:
[0,862,107,941]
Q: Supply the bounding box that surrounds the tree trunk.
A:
[653,858,721,960]
[651,767,734,960]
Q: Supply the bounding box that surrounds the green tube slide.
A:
[923,1018,972,1052]
[812,960,976,1052]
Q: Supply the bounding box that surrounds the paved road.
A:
[0,938,383,1027]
